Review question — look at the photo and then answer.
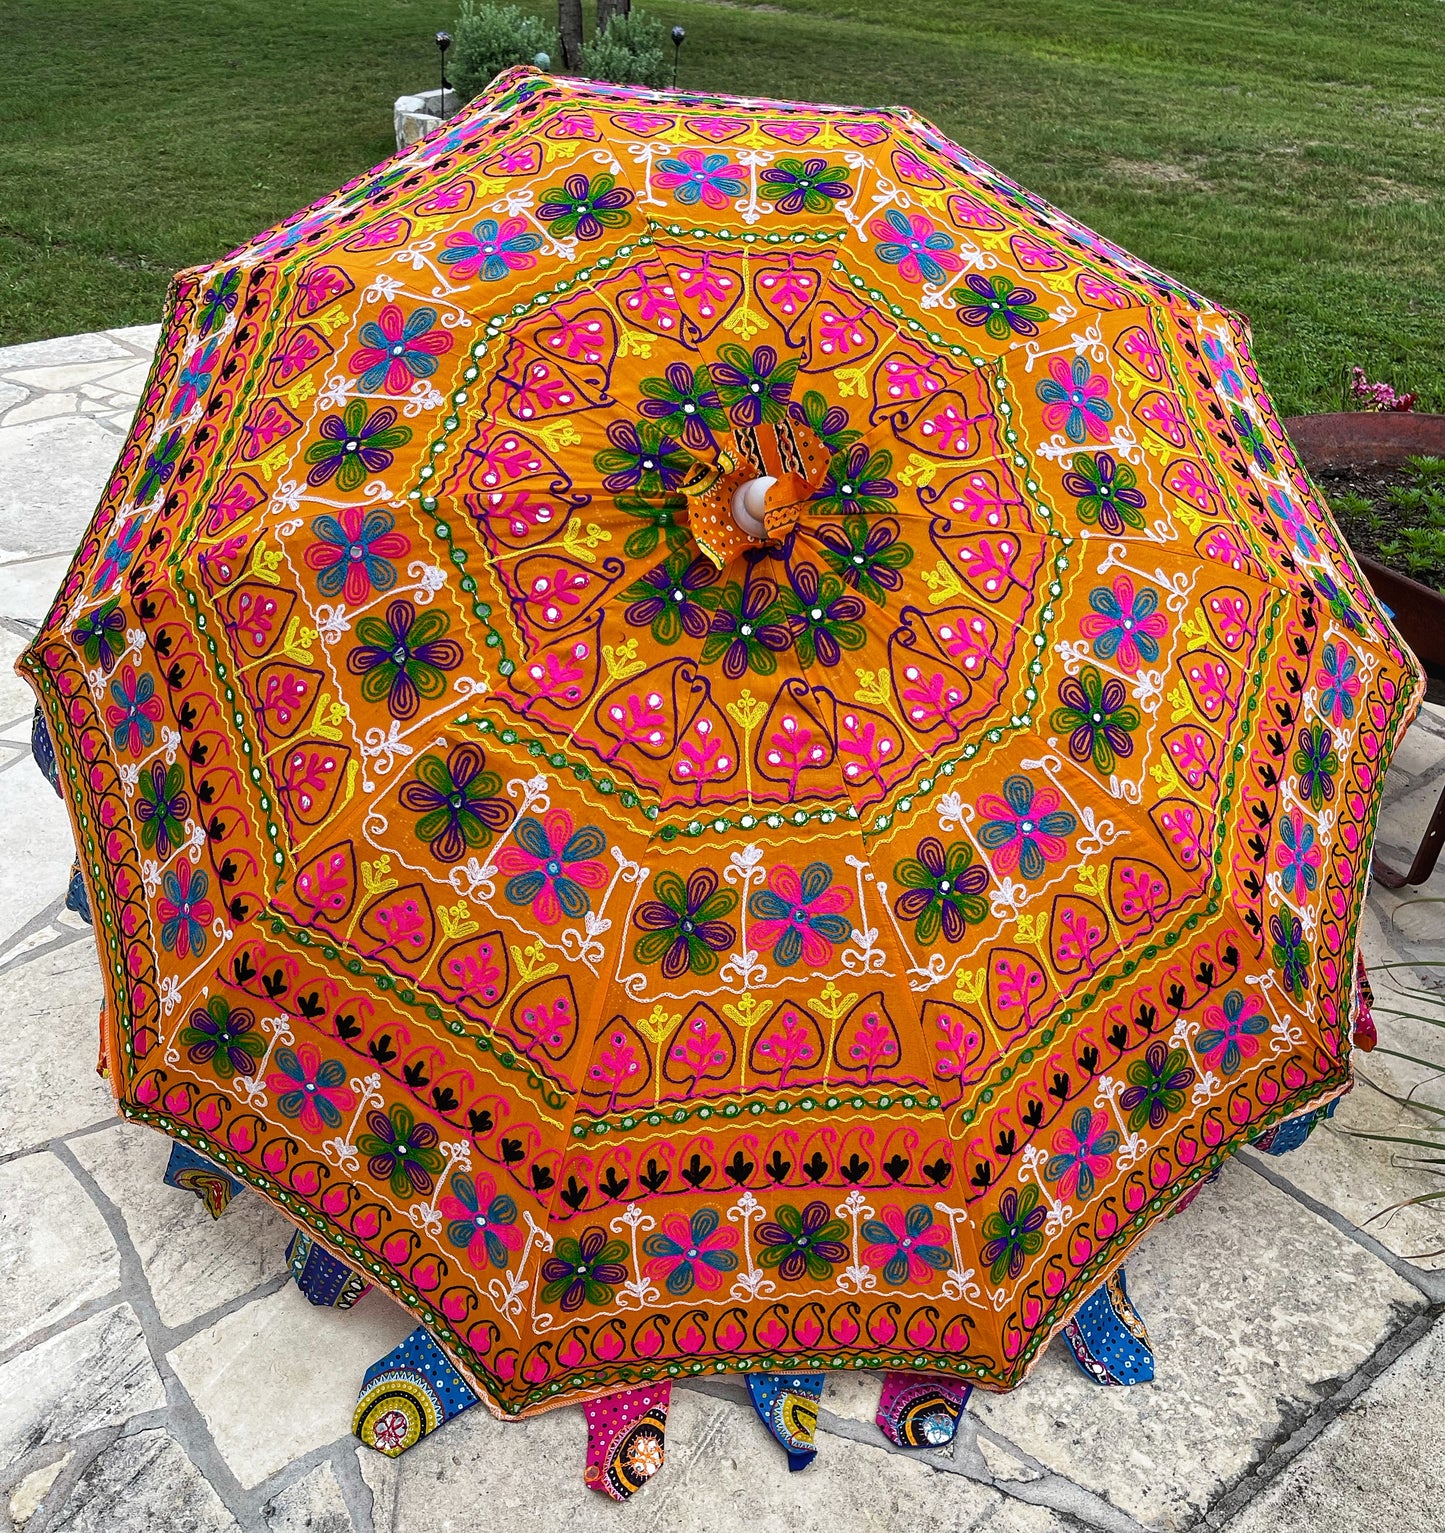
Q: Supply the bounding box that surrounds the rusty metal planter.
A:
[1286,412,1445,887]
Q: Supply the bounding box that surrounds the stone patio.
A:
[2,327,1445,1533]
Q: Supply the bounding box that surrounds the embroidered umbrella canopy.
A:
[22,65,1418,1449]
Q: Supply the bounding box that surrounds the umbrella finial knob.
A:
[730,477,776,539]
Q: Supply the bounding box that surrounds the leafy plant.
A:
[451,0,557,103]
[580,8,669,87]
[1377,456,1445,588]
[1330,456,1445,593]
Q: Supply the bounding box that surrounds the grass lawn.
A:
[3,0,1445,415]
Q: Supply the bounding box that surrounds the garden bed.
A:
[1315,459,1428,581]
[1288,412,1445,595]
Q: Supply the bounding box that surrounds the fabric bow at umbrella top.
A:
[21,66,1418,1422]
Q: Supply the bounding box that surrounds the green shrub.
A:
[580,9,669,88]
[452,1,557,103]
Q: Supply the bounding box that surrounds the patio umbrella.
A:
[21,65,1419,1486]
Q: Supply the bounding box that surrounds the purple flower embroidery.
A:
[536,174,633,240]
[304,401,412,492]
[346,599,463,721]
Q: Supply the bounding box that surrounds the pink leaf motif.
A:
[261,669,312,727]
[1054,905,1104,969]
[880,356,942,403]
[752,1008,816,1089]
[673,718,733,802]
[522,565,589,625]
[900,665,969,731]
[507,360,577,421]
[941,471,1018,529]
[621,276,681,332]
[814,306,873,361]
[916,400,985,456]
[522,642,590,709]
[670,1016,728,1078]
[544,315,609,365]
[590,1028,641,1115]
[991,954,1046,1026]
[954,535,1021,600]
[763,713,828,797]
[273,329,325,385]
[845,1012,897,1084]
[482,488,558,541]
[756,265,816,318]
[604,690,668,760]
[837,711,899,788]
[281,747,340,816]
[933,1009,983,1082]
[935,613,999,679]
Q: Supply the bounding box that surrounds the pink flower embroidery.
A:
[495,809,609,925]
[748,862,852,967]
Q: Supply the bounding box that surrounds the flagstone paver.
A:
[0,1304,165,1470]
[1218,1316,1445,1533]
[3,327,1445,1533]
[68,1124,295,1330]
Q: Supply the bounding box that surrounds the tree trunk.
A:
[597,0,629,27]
[559,0,584,69]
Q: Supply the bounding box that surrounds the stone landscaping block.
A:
[70,1122,294,1330]
[0,627,39,724]
[809,1366,883,1426]
[0,551,74,626]
[0,334,133,370]
[1378,713,1445,785]
[8,1457,69,1527]
[102,325,163,350]
[393,89,458,151]
[969,1160,1424,1530]
[1375,774,1445,873]
[0,751,84,940]
[1252,1083,1445,1269]
[0,944,112,1159]
[0,1303,164,1470]
[0,1151,119,1354]
[168,1283,415,1489]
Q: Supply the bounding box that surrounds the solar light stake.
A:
[436,31,452,115]
[671,25,686,88]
